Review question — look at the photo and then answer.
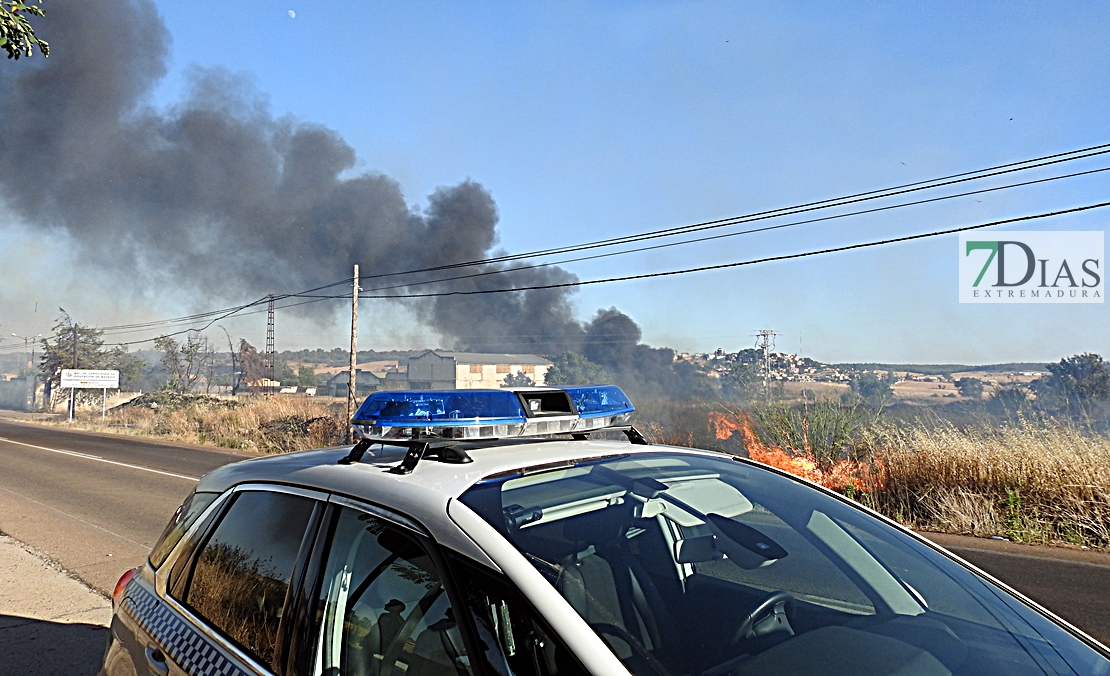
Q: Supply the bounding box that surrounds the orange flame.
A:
[709,411,884,492]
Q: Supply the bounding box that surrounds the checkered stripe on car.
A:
[123,581,253,676]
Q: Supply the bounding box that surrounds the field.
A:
[865,422,1110,547]
[56,392,348,453]
[47,392,1110,550]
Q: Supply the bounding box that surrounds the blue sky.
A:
[2,1,1109,363]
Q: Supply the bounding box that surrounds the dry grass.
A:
[865,421,1110,548]
[60,394,347,452]
[53,392,1110,549]
[189,542,287,662]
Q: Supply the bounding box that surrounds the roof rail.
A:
[337,423,650,472]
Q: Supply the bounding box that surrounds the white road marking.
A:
[0,436,199,481]
[0,485,152,550]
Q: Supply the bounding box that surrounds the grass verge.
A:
[51,393,347,453]
[867,421,1110,548]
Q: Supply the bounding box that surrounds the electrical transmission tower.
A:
[753,329,778,401]
[265,295,275,395]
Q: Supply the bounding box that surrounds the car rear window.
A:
[149,491,218,569]
[182,490,316,667]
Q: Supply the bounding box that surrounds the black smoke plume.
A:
[0,1,693,394]
[0,1,588,351]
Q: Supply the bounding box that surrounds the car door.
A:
[305,499,474,676]
[298,497,592,676]
[123,486,323,676]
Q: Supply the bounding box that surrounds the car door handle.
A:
[145,646,169,676]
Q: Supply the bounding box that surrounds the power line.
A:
[99,198,1110,347]
[342,200,1110,300]
[346,141,1110,283]
[335,163,1110,296]
[91,141,1110,337]
[82,144,1110,346]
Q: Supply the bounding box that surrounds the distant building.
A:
[277,386,317,396]
[325,370,388,397]
[407,351,552,390]
[245,378,281,391]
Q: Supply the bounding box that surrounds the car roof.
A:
[194,437,717,570]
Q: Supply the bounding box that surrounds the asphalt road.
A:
[0,417,249,594]
[0,416,1107,649]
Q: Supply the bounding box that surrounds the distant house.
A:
[407,351,552,390]
[325,369,388,397]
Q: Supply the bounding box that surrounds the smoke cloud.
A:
[0,2,575,349]
[0,0,672,383]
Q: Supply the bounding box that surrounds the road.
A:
[0,416,1107,651]
[0,417,249,595]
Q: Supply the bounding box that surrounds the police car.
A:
[101,385,1110,676]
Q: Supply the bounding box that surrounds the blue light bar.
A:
[351,385,636,441]
[353,390,527,427]
[564,385,636,419]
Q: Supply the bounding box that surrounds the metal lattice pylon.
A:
[753,329,778,402]
[265,295,275,395]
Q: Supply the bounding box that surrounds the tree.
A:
[955,377,985,399]
[502,372,535,387]
[38,311,107,403]
[1,1,49,60]
[846,371,896,406]
[237,340,265,392]
[105,347,146,391]
[36,310,145,407]
[987,384,1032,417]
[544,353,609,386]
[276,361,297,386]
[296,365,320,387]
[154,331,214,393]
[1033,353,1110,412]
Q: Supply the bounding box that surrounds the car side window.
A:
[447,553,588,676]
[179,490,316,668]
[149,490,218,568]
[315,506,472,676]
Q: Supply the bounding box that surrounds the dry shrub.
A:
[918,488,1001,537]
[867,421,1110,547]
[65,395,347,452]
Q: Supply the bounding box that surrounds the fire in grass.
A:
[708,411,885,494]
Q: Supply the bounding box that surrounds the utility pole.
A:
[265,295,275,395]
[753,329,778,402]
[69,320,78,422]
[346,264,360,444]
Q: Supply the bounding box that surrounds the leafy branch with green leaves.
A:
[1,0,49,60]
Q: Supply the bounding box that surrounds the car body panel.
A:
[103,433,1110,676]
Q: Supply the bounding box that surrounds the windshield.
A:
[460,451,1109,676]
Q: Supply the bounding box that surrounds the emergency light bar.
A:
[351,385,635,441]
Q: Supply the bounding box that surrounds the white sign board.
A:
[60,369,120,389]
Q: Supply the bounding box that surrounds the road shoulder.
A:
[0,534,113,675]
[921,531,1110,567]
[0,534,111,626]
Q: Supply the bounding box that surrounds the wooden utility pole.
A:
[346,264,360,443]
[68,321,77,422]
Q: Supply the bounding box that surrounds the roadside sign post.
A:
[60,370,120,422]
